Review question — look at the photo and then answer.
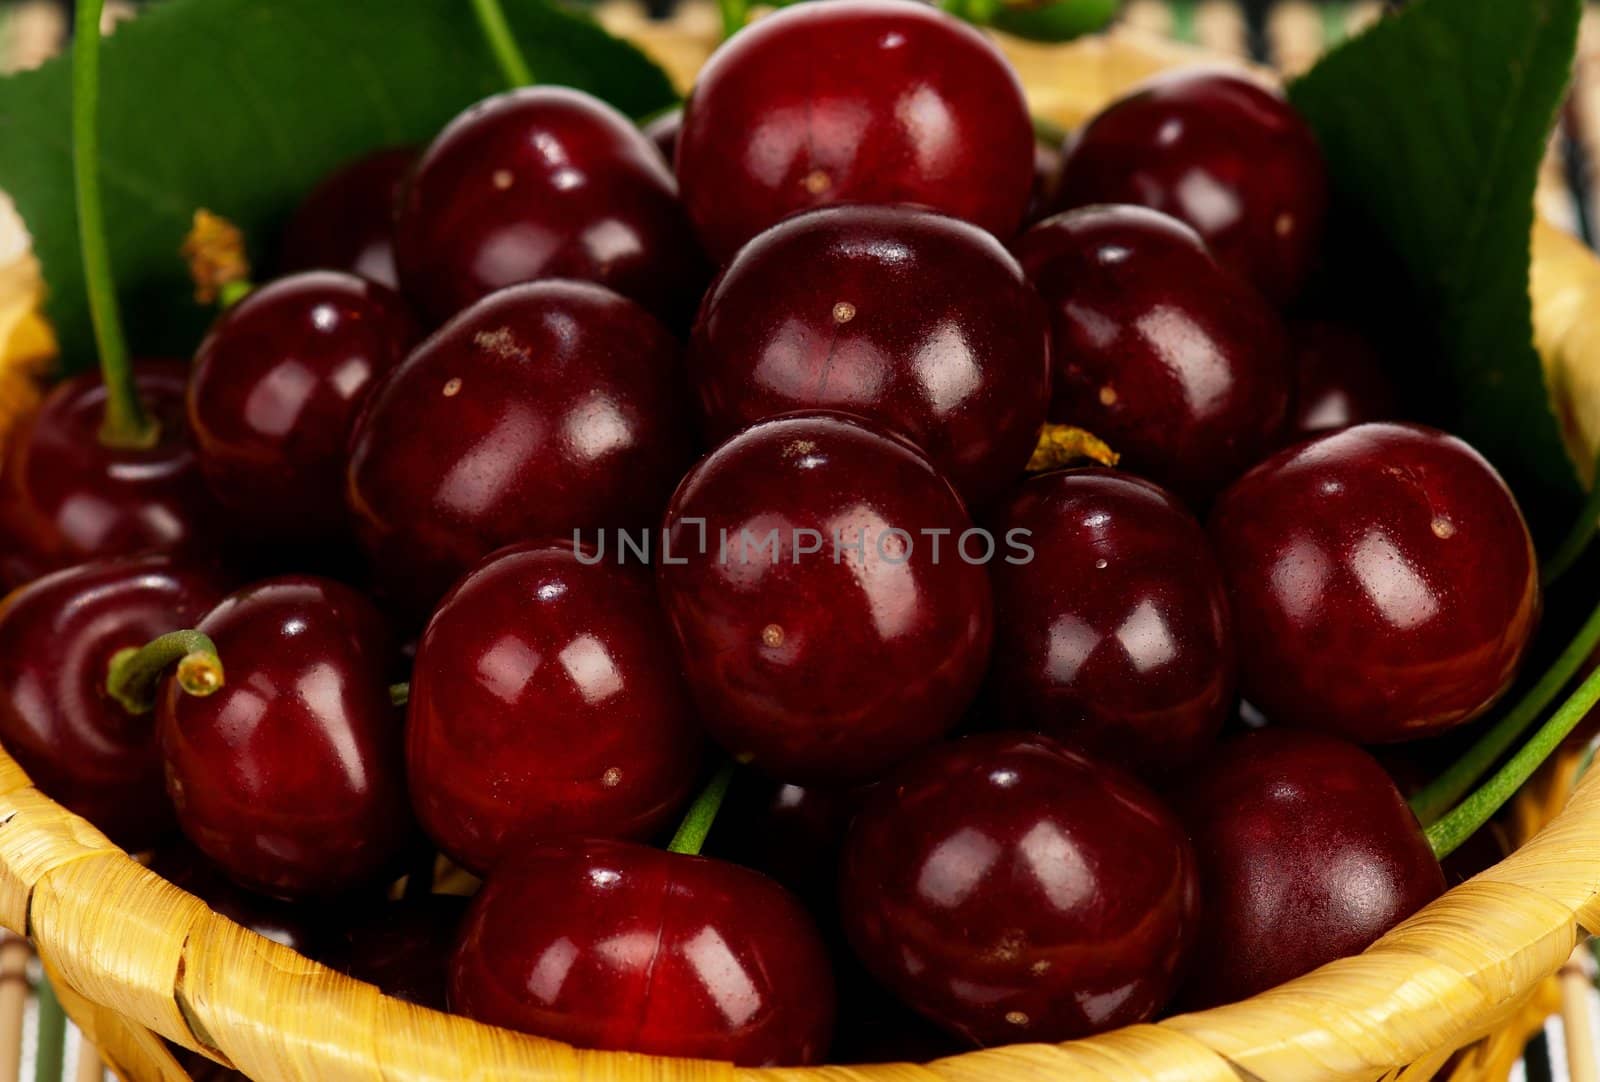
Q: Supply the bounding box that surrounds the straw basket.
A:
[2,12,1600,1082]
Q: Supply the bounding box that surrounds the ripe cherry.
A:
[394,87,707,328]
[408,542,702,874]
[148,842,326,955]
[0,555,229,849]
[1013,205,1291,505]
[0,361,218,588]
[279,147,416,290]
[188,272,417,547]
[158,576,414,899]
[688,205,1049,509]
[984,468,1235,779]
[707,775,864,906]
[450,838,835,1065]
[839,732,1199,1045]
[347,281,695,620]
[319,894,469,1010]
[1053,69,1328,305]
[1287,318,1397,439]
[1208,422,1539,743]
[657,412,993,785]
[676,0,1034,262]
[1173,728,1445,1008]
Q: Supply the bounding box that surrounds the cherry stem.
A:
[73,0,156,451]
[1540,456,1600,588]
[1032,115,1070,147]
[105,630,224,715]
[389,682,411,707]
[468,0,533,89]
[667,762,736,857]
[717,0,750,40]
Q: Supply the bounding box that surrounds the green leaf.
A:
[1289,0,1584,515]
[0,0,676,371]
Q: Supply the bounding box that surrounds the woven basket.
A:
[2,12,1600,1082]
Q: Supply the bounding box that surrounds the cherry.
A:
[1287,318,1397,439]
[657,412,994,785]
[394,87,707,328]
[279,147,416,290]
[158,575,414,899]
[147,843,326,954]
[676,0,1034,263]
[687,205,1050,509]
[984,468,1235,779]
[1173,728,1445,1008]
[643,108,681,163]
[0,555,229,849]
[1052,69,1328,305]
[347,280,695,620]
[1013,205,1291,505]
[450,837,835,1065]
[0,361,218,588]
[707,775,864,905]
[319,894,469,1010]
[839,732,1199,1045]
[188,272,417,547]
[408,541,702,874]
[1025,141,1061,227]
[1208,422,1539,743]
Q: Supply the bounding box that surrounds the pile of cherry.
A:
[0,0,1547,1069]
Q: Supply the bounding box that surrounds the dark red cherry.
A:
[408,542,701,874]
[394,87,707,327]
[1025,141,1061,227]
[657,413,993,785]
[450,838,835,1065]
[148,843,326,954]
[1208,422,1539,743]
[188,272,417,546]
[279,147,415,289]
[984,468,1235,779]
[319,894,469,1010]
[0,361,219,588]
[1173,728,1445,1008]
[840,732,1199,1045]
[676,0,1034,263]
[1053,69,1327,305]
[158,576,414,899]
[643,108,681,163]
[1287,318,1397,439]
[708,776,864,906]
[688,205,1050,509]
[347,281,695,620]
[1013,205,1291,505]
[0,556,229,849]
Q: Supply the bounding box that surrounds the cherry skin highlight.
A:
[839,732,1200,1045]
[347,280,695,621]
[188,271,417,546]
[984,468,1235,779]
[688,205,1050,510]
[394,87,707,328]
[158,575,414,899]
[450,838,835,1066]
[1013,205,1291,505]
[279,147,416,289]
[408,541,702,874]
[656,412,993,785]
[1208,422,1539,742]
[1173,728,1445,1008]
[1286,318,1397,439]
[676,0,1034,262]
[1053,69,1328,305]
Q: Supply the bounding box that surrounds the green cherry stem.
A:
[718,0,751,40]
[390,682,411,708]
[468,0,534,89]
[667,762,737,856]
[74,0,156,450]
[105,630,224,715]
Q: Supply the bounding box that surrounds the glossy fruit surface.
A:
[985,468,1234,778]
[1173,728,1445,1007]
[159,576,413,898]
[1208,422,1539,742]
[451,838,835,1065]
[1287,318,1396,439]
[0,361,217,588]
[347,281,695,620]
[394,87,706,327]
[188,272,416,544]
[1014,205,1290,505]
[279,147,415,289]
[840,732,1199,1045]
[657,413,993,785]
[408,542,702,874]
[0,556,229,849]
[320,894,468,1009]
[688,205,1049,509]
[1053,69,1327,304]
[676,0,1034,262]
